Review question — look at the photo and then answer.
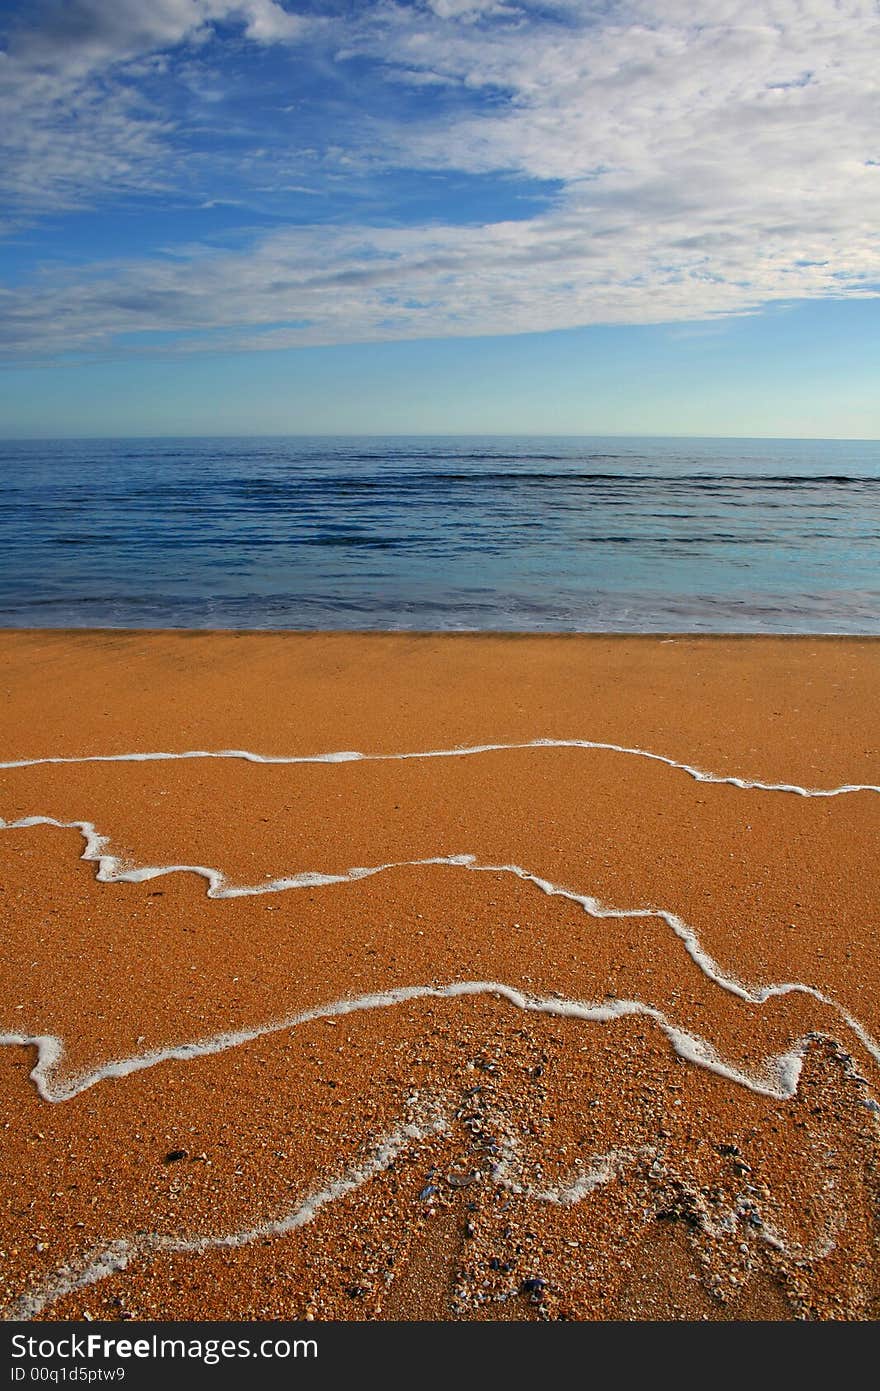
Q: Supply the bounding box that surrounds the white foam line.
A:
[3,817,878,1078]
[496,1147,640,1207]
[1,737,878,797]
[0,977,816,1106]
[499,1139,846,1265]
[0,814,484,897]
[8,1116,844,1320]
[6,1106,450,1321]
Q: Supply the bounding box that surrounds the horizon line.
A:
[2,431,879,445]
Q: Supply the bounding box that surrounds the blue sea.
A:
[1,435,878,632]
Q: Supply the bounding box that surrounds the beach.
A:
[1,628,879,1321]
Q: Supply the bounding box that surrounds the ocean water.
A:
[1,435,878,632]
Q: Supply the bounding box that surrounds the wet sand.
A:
[1,630,878,1321]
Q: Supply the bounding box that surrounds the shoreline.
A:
[3,625,878,638]
[1,629,878,1320]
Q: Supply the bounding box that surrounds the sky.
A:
[0,0,878,438]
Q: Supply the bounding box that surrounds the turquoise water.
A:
[1,435,878,631]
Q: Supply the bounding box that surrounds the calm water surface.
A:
[1,435,878,632]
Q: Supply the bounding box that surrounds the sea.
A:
[1,435,878,633]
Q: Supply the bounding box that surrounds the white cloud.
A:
[424,0,515,19]
[233,0,308,43]
[2,196,876,361]
[6,1,307,71]
[0,67,176,211]
[0,1,310,209]
[0,0,878,354]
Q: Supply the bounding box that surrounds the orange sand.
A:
[1,630,878,1321]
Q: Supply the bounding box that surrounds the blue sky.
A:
[1,0,878,438]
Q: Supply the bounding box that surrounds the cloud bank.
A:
[1,0,878,359]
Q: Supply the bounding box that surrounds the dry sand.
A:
[1,630,878,1321]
